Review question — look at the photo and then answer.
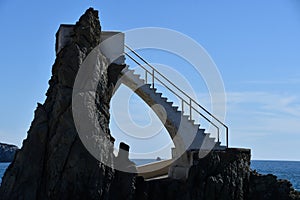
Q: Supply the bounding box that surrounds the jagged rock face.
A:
[135,149,251,200]
[0,8,118,200]
[134,149,300,200]
[0,143,18,163]
[249,171,300,200]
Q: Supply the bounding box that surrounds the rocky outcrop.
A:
[0,8,121,200]
[135,148,251,200]
[249,171,300,200]
[134,148,300,200]
[0,143,18,163]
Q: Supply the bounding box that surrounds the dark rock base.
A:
[134,148,300,200]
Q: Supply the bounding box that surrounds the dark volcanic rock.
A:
[0,8,123,200]
[0,143,18,162]
[249,170,300,200]
[134,149,300,200]
[135,148,251,200]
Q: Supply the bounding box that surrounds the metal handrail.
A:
[124,45,228,148]
[126,52,220,138]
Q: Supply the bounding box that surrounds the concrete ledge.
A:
[137,159,173,179]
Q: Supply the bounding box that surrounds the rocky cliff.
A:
[0,8,119,200]
[0,143,18,163]
[0,8,299,200]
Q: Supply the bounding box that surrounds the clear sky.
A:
[0,1,300,160]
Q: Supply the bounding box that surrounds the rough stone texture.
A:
[0,8,119,200]
[110,143,137,200]
[0,143,18,163]
[249,171,300,200]
[135,148,251,200]
[134,148,300,200]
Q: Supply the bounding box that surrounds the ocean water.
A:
[0,160,299,191]
[251,160,300,191]
[0,162,10,185]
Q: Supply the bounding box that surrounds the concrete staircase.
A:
[119,66,223,152]
[115,46,228,179]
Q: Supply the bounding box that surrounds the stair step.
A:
[156,92,163,97]
[193,124,200,129]
[123,71,142,80]
[175,110,182,114]
[166,101,174,106]
[133,74,141,78]
[172,106,179,111]
[194,124,205,134]
[188,119,195,124]
[203,132,210,137]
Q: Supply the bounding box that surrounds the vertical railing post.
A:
[182,99,184,113]
[145,70,147,84]
[152,69,154,88]
[217,128,220,143]
[226,127,229,148]
[189,98,192,120]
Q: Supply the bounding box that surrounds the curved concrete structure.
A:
[115,65,226,179]
[118,66,223,152]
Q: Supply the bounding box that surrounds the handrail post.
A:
[217,128,220,143]
[145,70,147,84]
[189,98,192,120]
[226,127,229,148]
[152,69,154,88]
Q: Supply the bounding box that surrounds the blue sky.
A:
[0,1,300,160]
